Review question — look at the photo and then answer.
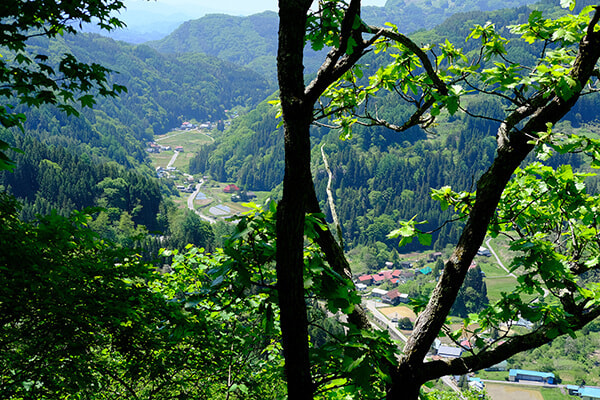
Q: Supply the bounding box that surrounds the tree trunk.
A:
[276,1,315,399]
[387,363,423,400]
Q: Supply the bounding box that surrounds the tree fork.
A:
[387,11,600,398]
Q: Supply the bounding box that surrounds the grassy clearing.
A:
[486,276,519,303]
[148,151,174,169]
[477,256,509,277]
[155,129,214,150]
[484,383,571,400]
[539,387,572,400]
[486,236,520,271]
[150,130,214,173]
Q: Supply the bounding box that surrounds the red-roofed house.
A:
[357,275,373,285]
[372,274,385,285]
[223,184,240,193]
[392,269,402,278]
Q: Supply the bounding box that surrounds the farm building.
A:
[437,345,463,358]
[371,288,387,297]
[508,369,555,384]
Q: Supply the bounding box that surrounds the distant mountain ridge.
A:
[147,11,280,80]
[147,0,538,80]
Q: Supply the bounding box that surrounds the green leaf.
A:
[417,232,432,246]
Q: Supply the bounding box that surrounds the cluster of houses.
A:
[353,259,442,305]
[146,141,186,154]
[356,264,432,288]
[178,121,213,130]
[156,165,176,179]
[176,184,195,193]
[145,142,172,154]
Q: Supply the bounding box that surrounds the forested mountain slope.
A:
[1,31,272,165]
[0,32,272,232]
[188,0,597,257]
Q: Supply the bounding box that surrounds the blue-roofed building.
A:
[580,387,600,400]
[419,266,432,275]
[508,369,555,384]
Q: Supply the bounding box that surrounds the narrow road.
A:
[363,300,465,398]
[364,300,408,343]
[166,150,179,169]
[187,180,216,224]
[485,238,516,278]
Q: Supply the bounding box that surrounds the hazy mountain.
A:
[146,0,538,80]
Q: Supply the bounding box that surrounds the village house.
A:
[468,377,485,391]
[382,289,401,305]
[477,246,492,256]
[357,275,373,285]
[356,283,368,291]
[180,121,197,130]
[371,288,387,298]
[399,270,415,281]
[382,289,409,306]
[372,274,385,285]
